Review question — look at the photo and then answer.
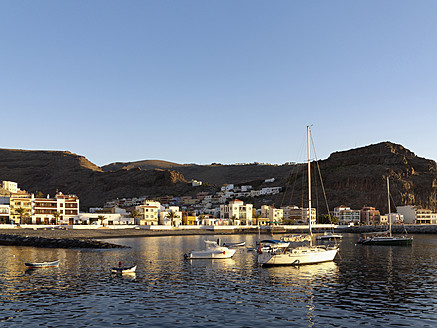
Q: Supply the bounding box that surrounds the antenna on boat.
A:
[307,125,312,236]
[387,176,392,237]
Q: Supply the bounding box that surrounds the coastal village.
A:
[0,179,436,228]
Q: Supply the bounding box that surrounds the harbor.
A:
[1,233,436,327]
[0,223,434,243]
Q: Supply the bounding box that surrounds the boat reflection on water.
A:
[259,260,339,284]
[186,258,237,271]
[258,261,339,327]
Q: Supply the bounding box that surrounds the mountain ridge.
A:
[1,141,436,213]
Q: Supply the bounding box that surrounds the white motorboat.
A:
[257,126,339,266]
[185,240,236,259]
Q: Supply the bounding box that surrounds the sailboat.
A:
[257,126,339,266]
[357,177,413,246]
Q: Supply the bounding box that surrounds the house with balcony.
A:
[281,205,316,225]
[397,205,436,224]
[220,199,253,225]
[0,204,10,224]
[35,192,80,225]
[136,200,161,225]
[10,190,32,224]
[260,205,284,224]
[2,181,18,193]
[333,205,361,225]
[360,206,381,225]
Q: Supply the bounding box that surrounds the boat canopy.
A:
[281,235,312,242]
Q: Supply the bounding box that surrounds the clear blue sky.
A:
[2,1,437,166]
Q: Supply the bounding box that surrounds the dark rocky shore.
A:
[0,230,130,249]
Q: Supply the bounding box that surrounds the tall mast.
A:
[387,176,392,237]
[307,125,312,235]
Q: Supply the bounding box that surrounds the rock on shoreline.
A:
[0,234,127,249]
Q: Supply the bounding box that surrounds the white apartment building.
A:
[259,187,282,195]
[2,181,18,193]
[281,205,316,225]
[136,200,161,225]
[159,206,182,226]
[333,206,361,225]
[68,213,131,225]
[260,205,284,224]
[191,180,203,187]
[0,204,10,224]
[221,184,234,192]
[397,205,435,224]
[241,185,252,192]
[220,199,253,225]
[32,192,80,225]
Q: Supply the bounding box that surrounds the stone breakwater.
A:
[0,233,127,249]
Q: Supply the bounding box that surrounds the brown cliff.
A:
[270,142,437,213]
[0,149,187,210]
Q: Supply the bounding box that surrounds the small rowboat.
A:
[111,265,136,274]
[24,260,60,268]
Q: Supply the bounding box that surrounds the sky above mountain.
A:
[2,1,437,166]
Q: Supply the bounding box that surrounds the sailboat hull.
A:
[258,247,338,266]
[359,236,413,246]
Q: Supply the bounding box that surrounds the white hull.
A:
[111,265,137,274]
[185,240,236,259]
[257,246,338,266]
[316,233,343,240]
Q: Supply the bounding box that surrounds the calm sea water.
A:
[0,233,436,327]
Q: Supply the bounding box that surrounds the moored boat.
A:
[185,240,236,259]
[316,232,343,241]
[357,177,413,246]
[256,239,290,250]
[24,260,60,268]
[111,265,137,274]
[223,241,246,247]
[257,126,339,266]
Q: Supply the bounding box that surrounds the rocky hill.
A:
[0,149,188,210]
[268,142,437,214]
[1,142,436,213]
[103,142,437,213]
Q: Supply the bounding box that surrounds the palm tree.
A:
[52,211,61,225]
[253,213,262,225]
[129,210,140,225]
[15,207,27,225]
[98,215,106,225]
[198,214,206,225]
[166,211,177,226]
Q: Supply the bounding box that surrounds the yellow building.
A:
[182,213,197,225]
[10,191,32,224]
